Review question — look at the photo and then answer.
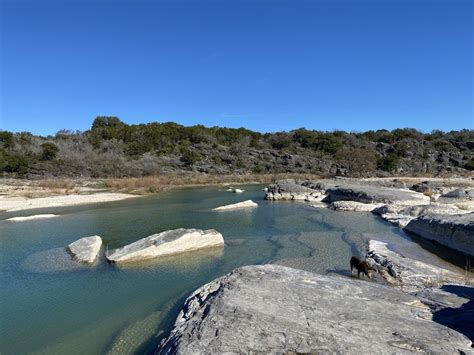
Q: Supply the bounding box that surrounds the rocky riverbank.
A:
[266,177,474,256]
[158,262,473,354]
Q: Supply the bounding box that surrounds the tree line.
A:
[1,116,473,178]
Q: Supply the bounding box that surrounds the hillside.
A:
[1,117,473,178]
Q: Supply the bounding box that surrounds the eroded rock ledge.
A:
[404,214,474,256]
[158,264,472,354]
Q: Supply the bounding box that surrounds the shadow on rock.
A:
[432,284,474,345]
[326,267,353,278]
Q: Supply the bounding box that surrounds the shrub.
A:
[41,142,59,160]
[335,147,377,175]
[0,131,14,148]
[268,132,292,150]
[180,148,201,166]
[465,159,474,171]
[1,151,31,175]
[377,154,399,172]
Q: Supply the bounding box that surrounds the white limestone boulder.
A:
[213,200,258,211]
[107,228,224,264]
[66,235,103,264]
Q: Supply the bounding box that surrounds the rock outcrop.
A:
[367,240,463,292]
[404,213,474,257]
[329,201,382,212]
[438,188,474,201]
[158,264,472,354]
[265,179,325,200]
[106,228,224,263]
[372,202,471,228]
[324,185,429,204]
[66,235,103,264]
[213,200,258,211]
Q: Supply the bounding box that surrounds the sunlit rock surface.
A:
[213,200,258,211]
[158,264,472,354]
[106,228,224,264]
[67,235,103,264]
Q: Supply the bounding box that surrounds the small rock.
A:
[213,200,258,211]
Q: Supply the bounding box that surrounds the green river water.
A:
[0,184,464,354]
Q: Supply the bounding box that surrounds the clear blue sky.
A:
[1,0,472,135]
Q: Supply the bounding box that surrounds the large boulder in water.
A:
[106,228,224,264]
[66,235,103,264]
[157,264,472,354]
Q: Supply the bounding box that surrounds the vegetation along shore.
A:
[1,117,472,179]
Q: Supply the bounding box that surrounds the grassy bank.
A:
[1,173,322,197]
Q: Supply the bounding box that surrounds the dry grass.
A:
[456,203,470,211]
[1,173,322,197]
[97,173,322,194]
[422,190,434,198]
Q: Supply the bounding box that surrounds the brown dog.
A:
[350,256,374,279]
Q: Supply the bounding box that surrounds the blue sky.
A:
[1,0,472,135]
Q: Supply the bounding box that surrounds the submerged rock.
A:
[66,235,103,264]
[158,264,472,354]
[6,214,58,222]
[213,200,258,211]
[233,188,244,193]
[106,228,224,264]
[404,213,474,256]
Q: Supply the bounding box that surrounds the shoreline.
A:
[0,192,139,213]
[1,174,472,213]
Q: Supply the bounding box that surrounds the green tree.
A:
[377,154,399,172]
[0,131,14,148]
[1,151,31,175]
[180,147,201,166]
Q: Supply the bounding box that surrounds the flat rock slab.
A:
[66,235,102,264]
[158,264,472,354]
[213,200,258,211]
[325,185,429,204]
[404,213,474,257]
[106,228,224,264]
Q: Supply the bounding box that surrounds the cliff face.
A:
[157,264,472,354]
